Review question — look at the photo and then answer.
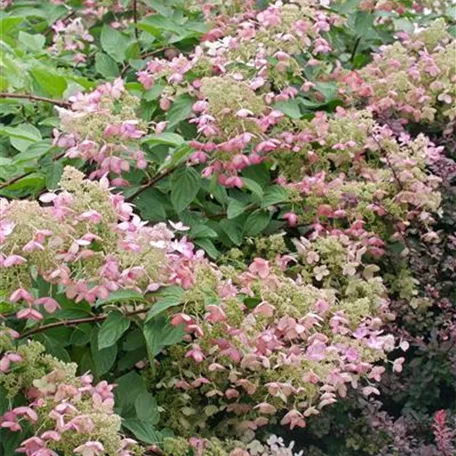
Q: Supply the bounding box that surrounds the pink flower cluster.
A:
[55,79,148,184]
[0,166,202,321]
[339,19,455,127]
[0,332,138,456]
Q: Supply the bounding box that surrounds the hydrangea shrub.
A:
[0,0,455,455]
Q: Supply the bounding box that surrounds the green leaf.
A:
[314,82,338,101]
[273,99,301,119]
[194,238,220,259]
[0,124,42,152]
[227,199,249,219]
[135,188,167,221]
[142,0,174,16]
[245,210,271,236]
[123,419,162,445]
[91,330,117,376]
[261,186,289,208]
[167,94,194,128]
[0,17,23,35]
[97,289,148,306]
[100,25,130,63]
[189,224,217,239]
[220,218,244,245]
[98,312,131,350]
[142,132,185,147]
[95,52,120,78]
[143,316,185,357]
[18,31,45,51]
[135,391,160,423]
[242,177,264,199]
[146,287,184,321]
[44,160,63,190]
[170,167,201,213]
[31,67,67,98]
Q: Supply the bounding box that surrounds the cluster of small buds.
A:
[55,79,148,184]
[339,19,456,127]
[0,166,203,321]
[50,17,94,64]
[151,225,399,435]
[0,332,141,456]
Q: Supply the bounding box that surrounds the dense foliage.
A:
[0,0,455,455]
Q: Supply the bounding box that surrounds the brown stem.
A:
[0,152,66,190]
[126,166,179,202]
[44,10,76,36]
[19,308,147,339]
[0,93,70,108]
[133,0,139,39]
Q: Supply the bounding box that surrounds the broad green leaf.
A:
[146,287,184,321]
[0,124,42,152]
[18,31,45,51]
[220,218,244,245]
[189,224,217,239]
[167,94,194,128]
[135,392,160,423]
[143,316,185,357]
[0,17,23,35]
[100,25,130,63]
[261,186,289,208]
[95,52,120,78]
[227,199,249,219]
[314,82,338,101]
[97,289,148,306]
[123,419,162,445]
[91,330,117,376]
[31,67,68,98]
[194,238,220,259]
[242,177,264,199]
[142,0,174,16]
[142,132,185,147]
[98,312,131,350]
[170,167,201,213]
[135,188,167,221]
[273,99,302,119]
[43,160,63,190]
[245,210,271,236]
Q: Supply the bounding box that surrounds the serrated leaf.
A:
[170,167,200,213]
[194,238,220,259]
[245,210,271,236]
[0,124,42,152]
[143,316,185,357]
[18,31,45,51]
[220,218,244,245]
[100,25,130,63]
[261,186,289,208]
[146,287,184,321]
[91,329,117,376]
[273,99,302,119]
[227,199,249,219]
[97,289,148,306]
[44,160,63,190]
[167,94,194,128]
[242,178,264,199]
[135,392,160,423]
[95,52,120,78]
[98,312,131,350]
[142,133,185,147]
[123,419,162,445]
[31,67,67,98]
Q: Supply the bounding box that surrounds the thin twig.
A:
[0,152,66,190]
[0,93,70,108]
[44,9,76,37]
[19,308,147,339]
[133,0,139,39]
[126,166,179,202]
